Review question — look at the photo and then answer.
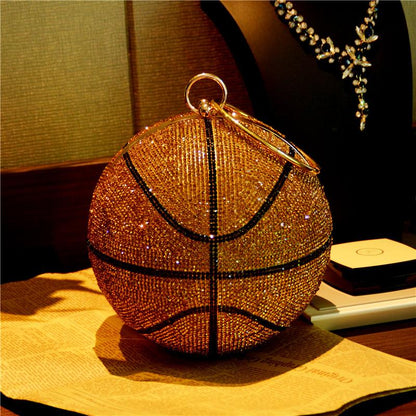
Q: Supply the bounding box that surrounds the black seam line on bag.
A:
[219,305,286,332]
[122,150,292,243]
[135,306,208,334]
[87,235,331,280]
[134,305,286,335]
[217,146,294,243]
[123,151,206,242]
[205,117,219,357]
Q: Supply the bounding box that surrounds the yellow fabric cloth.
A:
[1,269,415,416]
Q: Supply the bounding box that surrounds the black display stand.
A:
[202,0,413,245]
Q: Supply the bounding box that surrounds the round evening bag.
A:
[87,74,332,357]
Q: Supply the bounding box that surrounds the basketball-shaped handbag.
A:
[88,74,332,357]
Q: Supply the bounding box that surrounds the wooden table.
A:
[1,319,414,416]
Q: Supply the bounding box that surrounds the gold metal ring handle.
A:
[185,73,228,115]
[211,101,321,175]
[184,73,319,174]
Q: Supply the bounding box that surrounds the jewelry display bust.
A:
[203,0,413,244]
[274,0,380,132]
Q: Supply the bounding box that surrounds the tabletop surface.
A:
[2,318,414,416]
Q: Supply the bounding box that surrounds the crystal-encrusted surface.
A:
[88,112,332,356]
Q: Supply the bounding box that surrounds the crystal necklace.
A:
[273,0,379,131]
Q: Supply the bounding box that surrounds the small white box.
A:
[325,238,416,295]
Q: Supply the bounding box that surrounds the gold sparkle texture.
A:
[88,110,332,356]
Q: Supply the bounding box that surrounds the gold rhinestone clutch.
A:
[87,74,332,357]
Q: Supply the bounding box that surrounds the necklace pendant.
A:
[340,45,371,79]
[357,96,369,131]
[359,116,367,131]
[340,44,372,132]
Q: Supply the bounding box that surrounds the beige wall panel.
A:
[130,1,252,129]
[1,1,133,168]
